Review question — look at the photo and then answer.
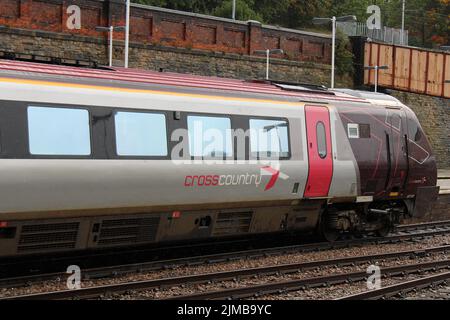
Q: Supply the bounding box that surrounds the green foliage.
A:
[381,0,449,48]
[253,0,290,24]
[279,0,332,28]
[329,0,372,20]
[212,0,263,21]
[134,0,222,13]
[335,30,354,76]
[133,0,167,7]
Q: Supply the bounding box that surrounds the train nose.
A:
[426,155,438,187]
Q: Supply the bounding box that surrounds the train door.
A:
[304,105,333,198]
[385,108,408,194]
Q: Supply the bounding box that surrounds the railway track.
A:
[396,219,450,231]
[2,237,450,300]
[1,220,450,290]
[167,260,450,300]
[337,271,450,300]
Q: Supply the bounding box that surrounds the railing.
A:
[337,22,408,46]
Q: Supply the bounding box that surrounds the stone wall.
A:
[0,27,346,86]
[391,90,450,169]
[0,0,332,64]
[405,193,450,224]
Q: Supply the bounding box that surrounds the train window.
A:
[316,121,327,159]
[359,124,371,138]
[249,119,289,159]
[187,115,232,158]
[27,106,91,155]
[115,111,168,156]
[347,123,359,139]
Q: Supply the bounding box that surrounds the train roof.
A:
[0,58,401,107]
[332,89,405,107]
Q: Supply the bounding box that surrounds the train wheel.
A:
[375,214,392,237]
[320,213,340,242]
[376,223,391,237]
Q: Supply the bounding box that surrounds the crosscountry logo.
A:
[260,166,289,191]
[184,166,289,191]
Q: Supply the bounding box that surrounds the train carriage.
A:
[0,59,438,256]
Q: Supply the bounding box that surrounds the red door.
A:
[304,105,333,198]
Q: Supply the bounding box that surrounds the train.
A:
[0,58,439,257]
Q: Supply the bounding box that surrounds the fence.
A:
[337,22,408,46]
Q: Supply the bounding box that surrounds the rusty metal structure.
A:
[363,41,450,98]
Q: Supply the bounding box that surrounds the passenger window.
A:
[359,124,371,138]
[115,111,168,156]
[249,118,289,159]
[347,123,370,139]
[316,121,327,159]
[28,106,91,155]
[187,115,232,158]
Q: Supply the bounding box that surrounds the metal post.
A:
[109,26,113,67]
[401,0,405,45]
[124,0,130,68]
[266,49,270,80]
[374,65,379,92]
[331,16,336,89]
[232,0,236,20]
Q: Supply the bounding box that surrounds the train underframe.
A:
[319,200,409,241]
[0,198,414,257]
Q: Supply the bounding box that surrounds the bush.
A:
[335,29,354,76]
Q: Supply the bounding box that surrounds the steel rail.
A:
[2,242,450,300]
[166,259,450,300]
[396,219,450,231]
[337,271,450,300]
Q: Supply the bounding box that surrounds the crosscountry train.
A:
[0,58,439,256]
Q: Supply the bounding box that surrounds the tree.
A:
[335,30,354,76]
[382,0,449,47]
[212,0,263,21]
[276,0,332,28]
[253,0,290,24]
[133,0,167,7]
[133,0,222,14]
[330,0,373,20]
